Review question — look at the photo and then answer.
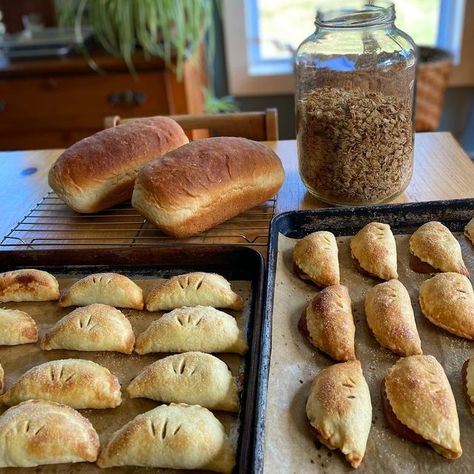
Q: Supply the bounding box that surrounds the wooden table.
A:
[0,132,473,244]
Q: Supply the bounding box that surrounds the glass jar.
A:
[295,1,416,205]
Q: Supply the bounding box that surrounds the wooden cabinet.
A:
[0,50,207,150]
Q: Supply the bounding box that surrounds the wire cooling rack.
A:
[0,191,277,250]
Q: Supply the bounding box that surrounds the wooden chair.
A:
[103,109,279,141]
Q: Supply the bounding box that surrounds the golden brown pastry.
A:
[127,352,239,412]
[41,303,135,354]
[135,306,247,354]
[0,362,3,394]
[350,222,398,280]
[145,272,243,311]
[59,272,143,309]
[0,308,38,345]
[299,285,356,361]
[383,355,462,459]
[97,403,235,473]
[419,272,474,340]
[410,221,469,276]
[465,217,474,244]
[0,359,121,409]
[365,280,422,356]
[0,399,99,467]
[306,360,372,469]
[293,231,340,287]
[463,356,474,415]
[0,269,59,303]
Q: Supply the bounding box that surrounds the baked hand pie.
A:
[383,355,462,459]
[59,272,144,309]
[0,362,3,394]
[0,359,122,409]
[0,308,38,345]
[97,403,235,473]
[306,360,372,468]
[410,221,469,276]
[41,303,135,354]
[350,222,398,280]
[0,399,99,467]
[365,279,422,356]
[465,217,474,244]
[135,306,247,354]
[463,356,474,415]
[293,231,340,287]
[145,272,243,311]
[127,352,239,412]
[0,269,59,303]
[299,285,356,361]
[419,272,474,339]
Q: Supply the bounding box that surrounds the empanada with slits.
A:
[465,217,474,244]
[306,360,372,469]
[383,355,462,459]
[0,399,99,467]
[365,280,422,356]
[59,272,143,309]
[350,222,398,280]
[41,303,135,354]
[410,221,469,276]
[419,272,474,340]
[127,352,239,412]
[0,359,121,409]
[97,403,234,473]
[135,306,247,354]
[293,231,340,287]
[0,308,38,345]
[0,269,59,303]
[299,285,356,361]
[146,272,243,311]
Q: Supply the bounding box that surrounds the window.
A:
[222,0,468,95]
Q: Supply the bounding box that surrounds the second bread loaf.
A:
[48,117,189,213]
[131,137,285,237]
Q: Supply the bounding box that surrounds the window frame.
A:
[222,0,472,96]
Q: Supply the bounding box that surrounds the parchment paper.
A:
[263,233,474,474]
[0,276,252,473]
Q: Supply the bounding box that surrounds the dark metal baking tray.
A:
[0,245,264,474]
[254,198,474,473]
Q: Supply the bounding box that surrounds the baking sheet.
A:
[0,274,252,474]
[263,232,474,473]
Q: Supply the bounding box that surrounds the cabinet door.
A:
[0,72,170,150]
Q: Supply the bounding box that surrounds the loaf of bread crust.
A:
[48,117,189,213]
[131,137,285,238]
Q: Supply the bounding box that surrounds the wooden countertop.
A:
[0,132,473,244]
